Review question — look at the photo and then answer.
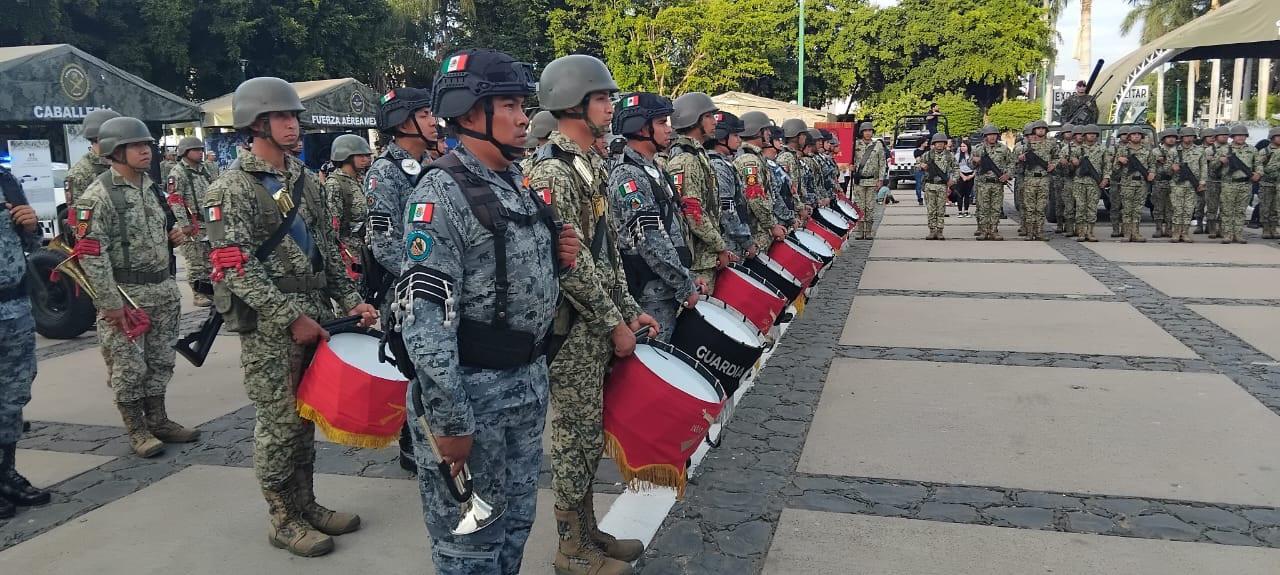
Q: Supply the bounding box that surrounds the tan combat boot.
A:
[264,485,334,557]
[1209,222,1222,239]
[990,226,1003,241]
[1235,231,1248,244]
[192,291,212,308]
[1131,223,1147,243]
[583,494,643,562]
[143,395,200,443]
[1263,226,1277,240]
[117,401,164,457]
[554,507,633,575]
[295,464,361,535]
[1182,225,1195,243]
[975,224,986,239]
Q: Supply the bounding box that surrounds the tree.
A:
[932,93,981,137]
[1120,0,1230,43]
[860,92,929,132]
[987,100,1043,132]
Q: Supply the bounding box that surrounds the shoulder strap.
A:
[96,170,134,269]
[253,171,306,263]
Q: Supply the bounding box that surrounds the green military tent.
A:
[199,78,379,129]
[0,44,200,124]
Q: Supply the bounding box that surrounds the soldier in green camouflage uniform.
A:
[1070,124,1114,242]
[72,118,199,458]
[1193,129,1214,234]
[1205,127,1229,238]
[205,78,374,557]
[1151,129,1179,238]
[970,126,1013,240]
[1056,126,1080,236]
[64,109,121,208]
[529,55,653,575]
[736,111,787,251]
[1106,126,1152,243]
[1167,126,1207,243]
[519,110,558,173]
[1257,127,1280,239]
[850,122,885,240]
[1017,120,1056,241]
[776,119,811,223]
[1217,124,1262,244]
[167,136,214,307]
[668,93,734,292]
[323,134,372,270]
[204,152,222,179]
[1013,123,1031,236]
[917,133,956,240]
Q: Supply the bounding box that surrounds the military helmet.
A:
[980,124,999,136]
[930,132,949,144]
[1178,126,1199,138]
[713,111,747,141]
[432,49,537,120]
[1269,126,1280,139]
[1228,123,1249,136]
[1061,123,1075,134]
[1081,124,1101,135]
[528,110,559,140]
[1115,125,1130,136]
[330,134,373,162]
[858,122,873,134]
[765,125,785,144]
[612,92,673,136]
[1022,122,1036,136]
[739,111,773,138]
[1213,126,1229,137]
[176,136,205,156]
[817,128,834,142]
[232,77,305,130]
[670,92,718,131]
[377,87,433,133]
[537,54,619,112]
[97,117,154,157]
[1158,128,1178,140]
[781,118,808,139]
[805,128,823,145]
[1030,120,1049,131]
[82,109,122,141]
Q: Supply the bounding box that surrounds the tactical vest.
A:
[93,170,175,286]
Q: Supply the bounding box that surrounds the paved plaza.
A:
[4,197,1280,573]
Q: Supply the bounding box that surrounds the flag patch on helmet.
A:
[444,54,469,73]
[624,95,640,108]
[381,91,395,104]
[409,202,434,223]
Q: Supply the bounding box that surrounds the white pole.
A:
[1156,67,1166,130]
[1188,61,1198,126]
[1209,59,1222,124]
[1230,58,1245,122]
[1259,59,1273,121]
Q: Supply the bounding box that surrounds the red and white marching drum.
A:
[791,229,836,268]
[297,329,409,449]
[813,206,853,239]
[742,254,804,303]
[603,341,725,496]
[806,211,846,251]
[671,295,767,397]
[768,237,822,287]
[834,198,862,225]
[713,264,787,333]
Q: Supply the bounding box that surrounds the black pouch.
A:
[457,318,537,369]
[676,246,693,268]
[620,253,657,299]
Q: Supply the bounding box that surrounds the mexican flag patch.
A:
[409,202,434,223]
[75,208,93,222]
[617,180,639,197]
[380,91,395,104]
[443,54,469,73]
[205,205,223,222]
[623,95,640,108]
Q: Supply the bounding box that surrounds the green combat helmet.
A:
[981,124,999,136]
[83,109,122,141]
[1158,128,1178,141]
[1030,120,1049,132]
[176,136,204,156]
[1061,123,1076,134]
[330,134,372,163]
[858,122,874,136]
[232,77,305,130]
[528,110,558,140]
[537,55,618,112]
[1178,126,1199,138]
[781,118,808,139]
[97,117,154,158]
[930,132,949,144]
[1229,124,1249,137]
[670,92,718,131]
[1081,124,1101,135]
[739,111,774,139]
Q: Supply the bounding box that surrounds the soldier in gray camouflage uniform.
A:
[0,167,51,519]
[64,109,121,207]
[776,119,811,223]
[708,112,756,258]
[204,78,375,557]
[802,128,827,207]
[609,92,700,343]
[668,93,735,292]
[759,126,798,228]
[167,136,214,307]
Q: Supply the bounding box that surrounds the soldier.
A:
[0,167,51,519]
[159,149,178,183]
[1260,127,1280,240]
[389,48,578,574]
[849,122,886,240]
[707,112,755,258]
[970,124,1014,240]
[916,133,956,240]
[1106,125,1153,243]
[776,119,811,219]
[1151,128,1180,238]
[65,109,122,207]
[735,111,787,251]
[1205,126,1230,238]
[1168,126,1207,243]
[1017,120,1056,241]
[1051,124,1075,234]
[1193,128,1215,234]
[71,117,197,458]
[204,77,375,556]
[520,110,558,173]
[1012,123,1032,236]
[204,150,222,179]
[324,134,373,280]
[528,54,655,575]
[1218,124,1262,244]
[815,129,838,203]
[166,136,215,307]
[802,128,828,207]
[1060,80,1099,125]
[760,126,798,228]
[668,93,734,291]
[609,92,700,342]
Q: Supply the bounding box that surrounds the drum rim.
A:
[324,331,409,382]
[835,199,860,220]
[725,262,785,300]
[791,229,836,258]
[776,237,821,263]
[749,254,802,287]
[694,295,767,349]
[816,206,852,230]
[641,340,726,401]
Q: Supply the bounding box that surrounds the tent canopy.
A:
[711,92,834,127]
[201,78,379,129]
[1094,0,1280,122]
[0,44,200,124]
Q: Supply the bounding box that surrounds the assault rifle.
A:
[1226,149,1253,178]
[1175,148,1200,189]
[979,149,1005,179]
[1125,151,1151,180]
[1024,148,1049,171]
[1078,155,1102,184]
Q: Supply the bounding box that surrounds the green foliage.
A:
[1243,94,1280,126]
[932,93,981,137]
[987,100,1044,132]
[860,92,928,132]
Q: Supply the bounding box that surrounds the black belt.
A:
[928,178,946,184]
[981,176,1001,182]
[1026,171,1047,178]
[114,269,171,285]
[0,276,28,302]
[1232,177,1251,183]
[1129,175,1146,181]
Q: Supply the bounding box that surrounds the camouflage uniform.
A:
[366,141,428,291]
[65,151,111,205]
[528,133,642,512]
[765,157,796,228]
[609,146,696,343]
[970,141,1014,239]
[160,159,177,181]
[167,159,214,292]
[1219,142,1261,243]
[204,160,222,180]
[1107,142,1151,241]
[1258,142,1280,237]
[734,143,778,251]
[324,170,368,256]
[397,147,556,574]
[798,154,820,206]
[1018,139,1056,240]
[850,137,886,239]
[775,146,805,214]
[204,152,363,522]
[1055,138,1078,234]
[708,150,753,256]
[0,169,40,446]
[1152,141,1178,237]
[1204,137,1225,236]
[667,135,726,290]
[1104,142,1125,236]
[917,148,956,238]
[1169,143,1207,238]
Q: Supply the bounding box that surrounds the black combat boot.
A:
[0,443,52,507]
[398,424,416,474]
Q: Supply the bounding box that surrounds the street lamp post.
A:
[797,0,805,106]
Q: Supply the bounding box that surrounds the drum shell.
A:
[670,297,765,397]
[713,265,787,333]
[791,229,836,266]
[804,218,844,252]
[742,255,804,302]
[297,330,409,448]
[767,239,821,287]
[834,199,861,223]
[814,206,852,237]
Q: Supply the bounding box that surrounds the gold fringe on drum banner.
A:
[297,402,398,449]
[793,294,807,317]
[603,431,688,498]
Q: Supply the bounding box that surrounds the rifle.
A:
[924,153,947,183]
[1024,147,1049,171]
[1226,148,1253,178]
[1175,148,1200,189]
[1,167,30,207]
[979,148,1005,179]
[1125,151,1151,179]
[1078,154,1102,184]
[149,181,178,276]
[852,141,877,184]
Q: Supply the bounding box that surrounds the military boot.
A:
[1111,223,1123,237]
[191,291,212,308]
[1152,223,1164,239]
[143,395,200,443]
[116,401,164,457]
[295,464,361,535]
[554,507,633,575]
[974,225,984,238]
[990,227,1003,241]
[264,484,334,557]
[1234,232,1248,244]
[1076,224,1088,242]
[1209,222,1222,239]
[1017,225,1026,236]
[1263,226,1277,240]
[583,494,643,562]
[1182,225,1195,243]
[1130,224,1147,243]
[1066,223,1078,237]
[1221,229,1233,244]
[0,443,51,508]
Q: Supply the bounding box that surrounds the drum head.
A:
[327,333,408,382]
[636,344,722,403]
[792,230,835,258]
[837,199,860,221]
[755,255,800,287]
[695,299,762,347]
[818,207,851,230]
[727,265,782,298]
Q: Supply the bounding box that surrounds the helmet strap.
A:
[454,98,525,162]
[408,113,438,149]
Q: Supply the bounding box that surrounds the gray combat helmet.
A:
[858,122,873,135]
[1158,128,1178,141]
[1061,123,1075,134]
[1269,126,1280,139]
[1178,126,1199,138]
[781,118,808,139]
[1115,125,1130,137]
[537,55,619,112]
[1022,122,1035,136]
[232,77,305,129]
[1082,124,1101,135]
[1030,120,1049,131]
[1229,124,1249,136]
[83,109,122,141]
[330,134,373,162]
[930,132,949,144]
[740,111,773,138]
[176,136,204,156]
[806,128,823,144]
[97,117,154,157]
[980,124,999,136]
[528,110,558,140]
[671,92,718,131]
